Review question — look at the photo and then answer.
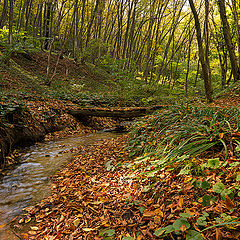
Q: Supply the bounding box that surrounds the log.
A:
[68,105,164,119]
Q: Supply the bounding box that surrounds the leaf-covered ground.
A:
[14,127,240,240]
[2,52,240,239]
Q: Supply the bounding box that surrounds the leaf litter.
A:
[13,105,240,240]
[14,134,239,239]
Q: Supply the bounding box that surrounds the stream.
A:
[0,131,120,239]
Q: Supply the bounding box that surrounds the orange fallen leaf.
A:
[178,197,184,208]
[180,224,187,232]
[143,210,156,218]
[224,195,235,210]
[0,223,7,229]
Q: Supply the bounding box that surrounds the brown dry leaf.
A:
[180,224,187,232]
[216,228,222,240]
[154,208,164,217]
[224,195,235,210]
[219,133,224,139]
[178,197,184,208]
[142,210,155,219]
[0,223,7,229]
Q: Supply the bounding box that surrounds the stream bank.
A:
[0,131,123,240]
[0,97,118,169]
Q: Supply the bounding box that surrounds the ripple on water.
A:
[0,132,120,239]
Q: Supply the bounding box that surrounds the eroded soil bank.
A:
[0,97,117,169]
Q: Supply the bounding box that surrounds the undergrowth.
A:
[126,105,240,239]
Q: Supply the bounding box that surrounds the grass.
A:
[127,104,240,175]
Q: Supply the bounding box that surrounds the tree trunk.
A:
[189,0,213,102]
[85,0,100,46]
[73,0,79,61]
[8,0,14,45]
[0,0,8,28]
[217,0,239,82]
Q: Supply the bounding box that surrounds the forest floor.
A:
[6,99,240,240]
[15,107,240,240]
[1,53,240,239]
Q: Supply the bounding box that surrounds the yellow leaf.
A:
[18,218,24,224]
[25,217,32,223]
[154,209,164,217]
[28,230,36,235]
[82,228,96,232]
[178,197,184,208]
[219,133,224,139]
[73,219,81,227]
[184,176,192,182]
[30,226,39,231]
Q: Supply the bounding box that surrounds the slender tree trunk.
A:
[143,0,155,83]
[73,0,79,60]
[217,0,239,82]
[210,9,228,89]
[0,0,8,28]
[18,0,28,31]
[25,0,33,32]
[122,0,133,58]
[189,0,213,102]
[43,1,52,50]
[85,0,100,46]
[79,0,86,55]
[185,24,194,95]
[8,0,14,45]
[194,58,200,87]
[231,0,240,65]
[204,0,212,86]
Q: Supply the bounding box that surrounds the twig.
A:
[12,229,24,240]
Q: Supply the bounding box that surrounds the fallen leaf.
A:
[224,195,235,210]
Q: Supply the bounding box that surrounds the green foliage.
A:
[154,215,202,239]
[207,158,220,169]
[0,27,40,64]
[196,212,209,226]
[122,237,135,240]
[82,39,108,64]
[126,104,240,211]
[0,95,25,121]
[186,230,203,240]
[212,182,233,200]
[127,105,240,173]
[99,228,115,239]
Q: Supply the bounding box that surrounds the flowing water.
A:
[0,132,120,239]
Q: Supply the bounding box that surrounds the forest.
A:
[1,0,240,240]
[1,0,240,102]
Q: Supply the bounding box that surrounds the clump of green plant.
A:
[128,105,240,162]
[125,104,240,201]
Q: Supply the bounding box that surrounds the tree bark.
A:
[0,0,8,28]
[189,0,213,102]
[69,106,164,119]
[8,0,14,45]
[217,0,239,82]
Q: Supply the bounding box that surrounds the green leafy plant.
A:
[212,182,233,200]
[0,27,39,64]
[127,105,240,177]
